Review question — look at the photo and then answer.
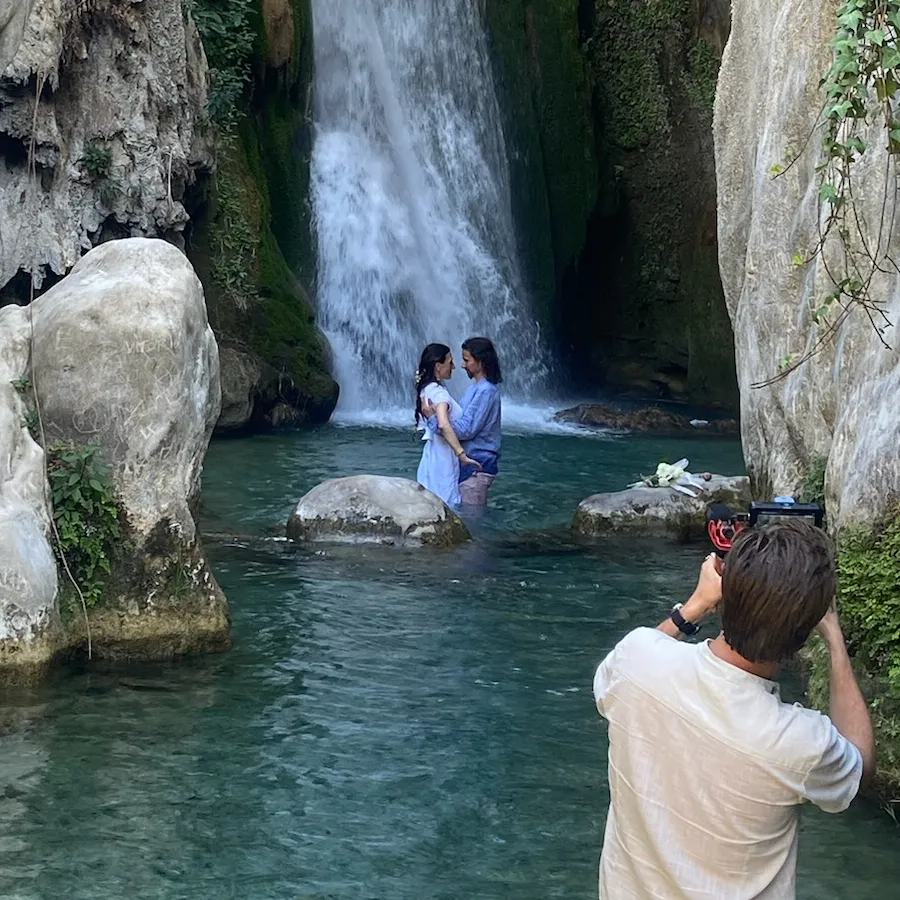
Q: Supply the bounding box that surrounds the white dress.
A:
[416,382,464,508]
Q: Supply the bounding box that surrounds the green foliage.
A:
[209,138,259,309]
[799,454,828,507]
[833,509,900,797]
[186,0,257,127]
[46,443,122,610]
[79,140,113,180]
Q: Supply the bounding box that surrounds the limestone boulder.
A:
[573,476,751,540]
[30,237,229,658]
[0,305,58,678]
[287,475,471,548]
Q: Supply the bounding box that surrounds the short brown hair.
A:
[721,520,835,663]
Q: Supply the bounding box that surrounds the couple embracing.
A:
[414,337,501,509]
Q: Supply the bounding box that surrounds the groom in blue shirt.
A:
[422,336,502,506]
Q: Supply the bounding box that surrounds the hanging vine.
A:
[756,0,900,388]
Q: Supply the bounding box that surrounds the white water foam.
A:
[310,0,551,419]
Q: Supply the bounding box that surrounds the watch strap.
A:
[670,604,701,636]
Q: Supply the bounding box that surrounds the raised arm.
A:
[656,553,722,639]
[816,609,876,782]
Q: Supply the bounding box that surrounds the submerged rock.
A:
[555,403,738,435]
[0,238,229,680]
[573,476,751,540]
[287,475,470,548]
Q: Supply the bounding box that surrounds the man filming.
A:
[593,520,875,899]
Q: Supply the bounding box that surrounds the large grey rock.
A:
[27,237,229,660]
[287,475,471,548]
[0,304,59,677]
[0,0,212,297]
[573,476,751,540]
[714,0,900,529]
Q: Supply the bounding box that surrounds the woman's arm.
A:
[435,402,482,470]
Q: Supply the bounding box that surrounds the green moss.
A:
[799,454,828,507]
[807,510,900,805]
[682,38,721,119]
[206,124,328,390]
[482,0,597,327]
[567,0,736,409]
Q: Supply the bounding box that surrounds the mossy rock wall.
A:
[482,0,598,330]
[483,0,737,409]
[188,0,338,432]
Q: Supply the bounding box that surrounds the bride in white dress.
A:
[415,343,480,508]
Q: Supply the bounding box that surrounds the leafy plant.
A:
[799,453,828,507]
[80,140,113,180]
[186,0,257,128]
[761,0,900,386]
[46,442,122,609]
[832,508,900,795]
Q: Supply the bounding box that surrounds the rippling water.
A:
[0,426,895,899]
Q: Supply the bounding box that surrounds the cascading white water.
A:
[310,0,550,421]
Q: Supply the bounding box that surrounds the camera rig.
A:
[706,500,825,556]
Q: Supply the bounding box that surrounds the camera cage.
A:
[706,500,825,555]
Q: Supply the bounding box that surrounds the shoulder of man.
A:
[593,627,675,703]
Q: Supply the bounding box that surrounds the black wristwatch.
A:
[670,603,701,636]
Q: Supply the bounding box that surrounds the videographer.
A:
[592,520,874,900]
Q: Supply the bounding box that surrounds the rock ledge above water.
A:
[287,475,470,548]
[573,475,751,540]
[555,403,738,435]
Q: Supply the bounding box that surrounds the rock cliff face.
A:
[715,0,900,529]
[0,0,213,301]
[715,0,900,798]
[483,0,736,407]
[0,0,337,432]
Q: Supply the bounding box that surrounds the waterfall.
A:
[310,0,550,421]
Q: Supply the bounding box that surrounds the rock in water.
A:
[573,476,751,540]
[287,476,471,548]
[26,238,228,662]
[0,305,59,679]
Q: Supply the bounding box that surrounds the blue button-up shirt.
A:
[427,378,501,474]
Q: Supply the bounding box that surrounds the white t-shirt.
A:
[593,628,862,900]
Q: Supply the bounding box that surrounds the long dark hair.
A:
[415,343,451,424]
[462,336,502,384]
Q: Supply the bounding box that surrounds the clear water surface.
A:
[0,425,896,899]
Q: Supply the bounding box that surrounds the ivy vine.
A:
[759,0,900,387]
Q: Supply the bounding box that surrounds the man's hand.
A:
[816,605,845,649]
[421,398,436,418]
[657,553,722,640]
[682,553,723,622]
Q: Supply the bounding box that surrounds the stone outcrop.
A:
[556,403,738,435]
[0,0,213,302]
[0,238,229,679]
[573,476,750,540]
[287,475,471,548]
[715,0,900,531]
